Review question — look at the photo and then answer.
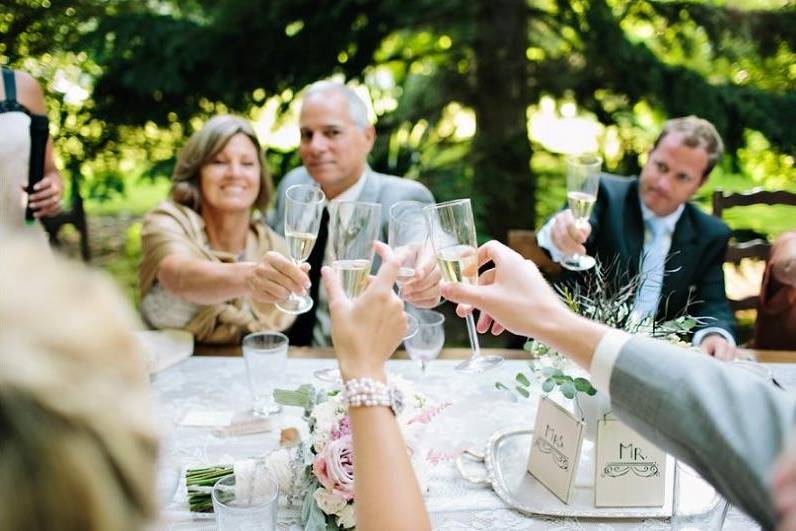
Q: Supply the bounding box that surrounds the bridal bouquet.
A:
[186,376,448,531]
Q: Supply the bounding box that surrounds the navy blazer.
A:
[568,175,737,340]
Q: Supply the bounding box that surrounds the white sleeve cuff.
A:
[692,327,736,348]
[590,330,632,397]
[535,218,568,263]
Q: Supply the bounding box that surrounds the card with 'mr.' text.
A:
[527,396,584,504]
[595,416,667,507]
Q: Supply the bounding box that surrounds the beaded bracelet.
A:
[342,378,404,415]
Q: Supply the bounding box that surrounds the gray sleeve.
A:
[609,335,796,528]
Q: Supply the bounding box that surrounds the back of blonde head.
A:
[0,235,158,531]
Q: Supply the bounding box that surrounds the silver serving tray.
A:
[457,426,722,519]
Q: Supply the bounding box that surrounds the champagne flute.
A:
[275,184,325,314]
[561,153,602,272]
[389,200,432,339]
[314,201,382,382]
[424,198,503,373]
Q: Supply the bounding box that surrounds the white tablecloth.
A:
[150,357,793,530]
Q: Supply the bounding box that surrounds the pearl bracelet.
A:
[342,378,404,414]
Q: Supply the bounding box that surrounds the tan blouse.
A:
[140,201,295,344]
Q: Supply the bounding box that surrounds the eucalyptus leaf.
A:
[516,373,531,387]
[560,382,576,399]
[542,378,555,393]
[574,377,592,392]
[515,385,530,398]
[495,382,510,391]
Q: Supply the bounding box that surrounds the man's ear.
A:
[363,125,376,151]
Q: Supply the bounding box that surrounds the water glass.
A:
[242,331,288,416]
[404,309,445,375]
[212,471,279,531]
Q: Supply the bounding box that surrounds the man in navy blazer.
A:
[537,117,737,359]
[268,81,439,346]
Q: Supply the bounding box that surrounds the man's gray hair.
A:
[303,81,370,129]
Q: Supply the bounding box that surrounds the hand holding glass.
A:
[276,184,325,314]
[389,200,432,339]
[314,201,382,382]
[561,153,602,271]
[425,199,502,373]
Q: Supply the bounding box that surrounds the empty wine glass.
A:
[276,184,325,314]
[561,153,602,271]
[314,200,382,383]
[404,309,445,376]
[424,198,503,373]
[389,200,433,339]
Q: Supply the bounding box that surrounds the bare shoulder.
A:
[13,70,48,115]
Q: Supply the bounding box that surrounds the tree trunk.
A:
[471,0,534,241]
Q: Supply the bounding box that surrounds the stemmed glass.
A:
[404,309,445,376]
[388,200,432,339]
[561,153,602,271]
[276,184,326,314]
[314,201,382,382]
[424,198,503,373]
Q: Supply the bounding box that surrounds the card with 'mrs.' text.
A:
[527,396,584,504]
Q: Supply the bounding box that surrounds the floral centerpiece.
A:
[186,376,448,530]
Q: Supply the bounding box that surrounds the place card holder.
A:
[594,414,667,507]
[527,396,584,503]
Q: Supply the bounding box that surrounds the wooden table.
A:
[194,343,531,360]
[195,342,796,363]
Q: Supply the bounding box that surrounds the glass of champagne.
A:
[389,200,432,339]
[424,198,503,373]
[314,200,382,382]
[276,184,326,314]
[404,309,445,376]
[561,153,602,271]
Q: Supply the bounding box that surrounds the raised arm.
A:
[323,242,431,531]
[440,240,796,529]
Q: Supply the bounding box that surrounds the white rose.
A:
[313,487,347,515]
[264,448,294,494]
[336,503,356,529]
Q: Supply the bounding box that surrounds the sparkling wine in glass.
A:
[561,153,602,272]
[389,200,433,339]
[276,184,325,314]
[424,198,503,373]
[314,200,382,383]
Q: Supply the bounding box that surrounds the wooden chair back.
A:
[712,188,796,311]
[507,229,562,279]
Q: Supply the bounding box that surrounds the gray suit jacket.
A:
[610,336,796,528]
[269,166,435,268]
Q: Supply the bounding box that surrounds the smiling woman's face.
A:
[199,133,261,215]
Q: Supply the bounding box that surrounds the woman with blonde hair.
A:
[0,236,158,530]
[140,115,307,344]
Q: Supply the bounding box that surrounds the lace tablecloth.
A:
[150,357,795,530]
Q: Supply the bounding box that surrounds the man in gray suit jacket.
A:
[268,81,439,346]
[440,240,796,530]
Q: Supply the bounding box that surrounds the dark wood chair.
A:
[41,172,90,262]
[507,229,562,280]
[712,188,796,311]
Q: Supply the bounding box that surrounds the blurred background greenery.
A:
[2,0,794,344]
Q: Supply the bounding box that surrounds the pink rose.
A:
[312,435,355,501]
